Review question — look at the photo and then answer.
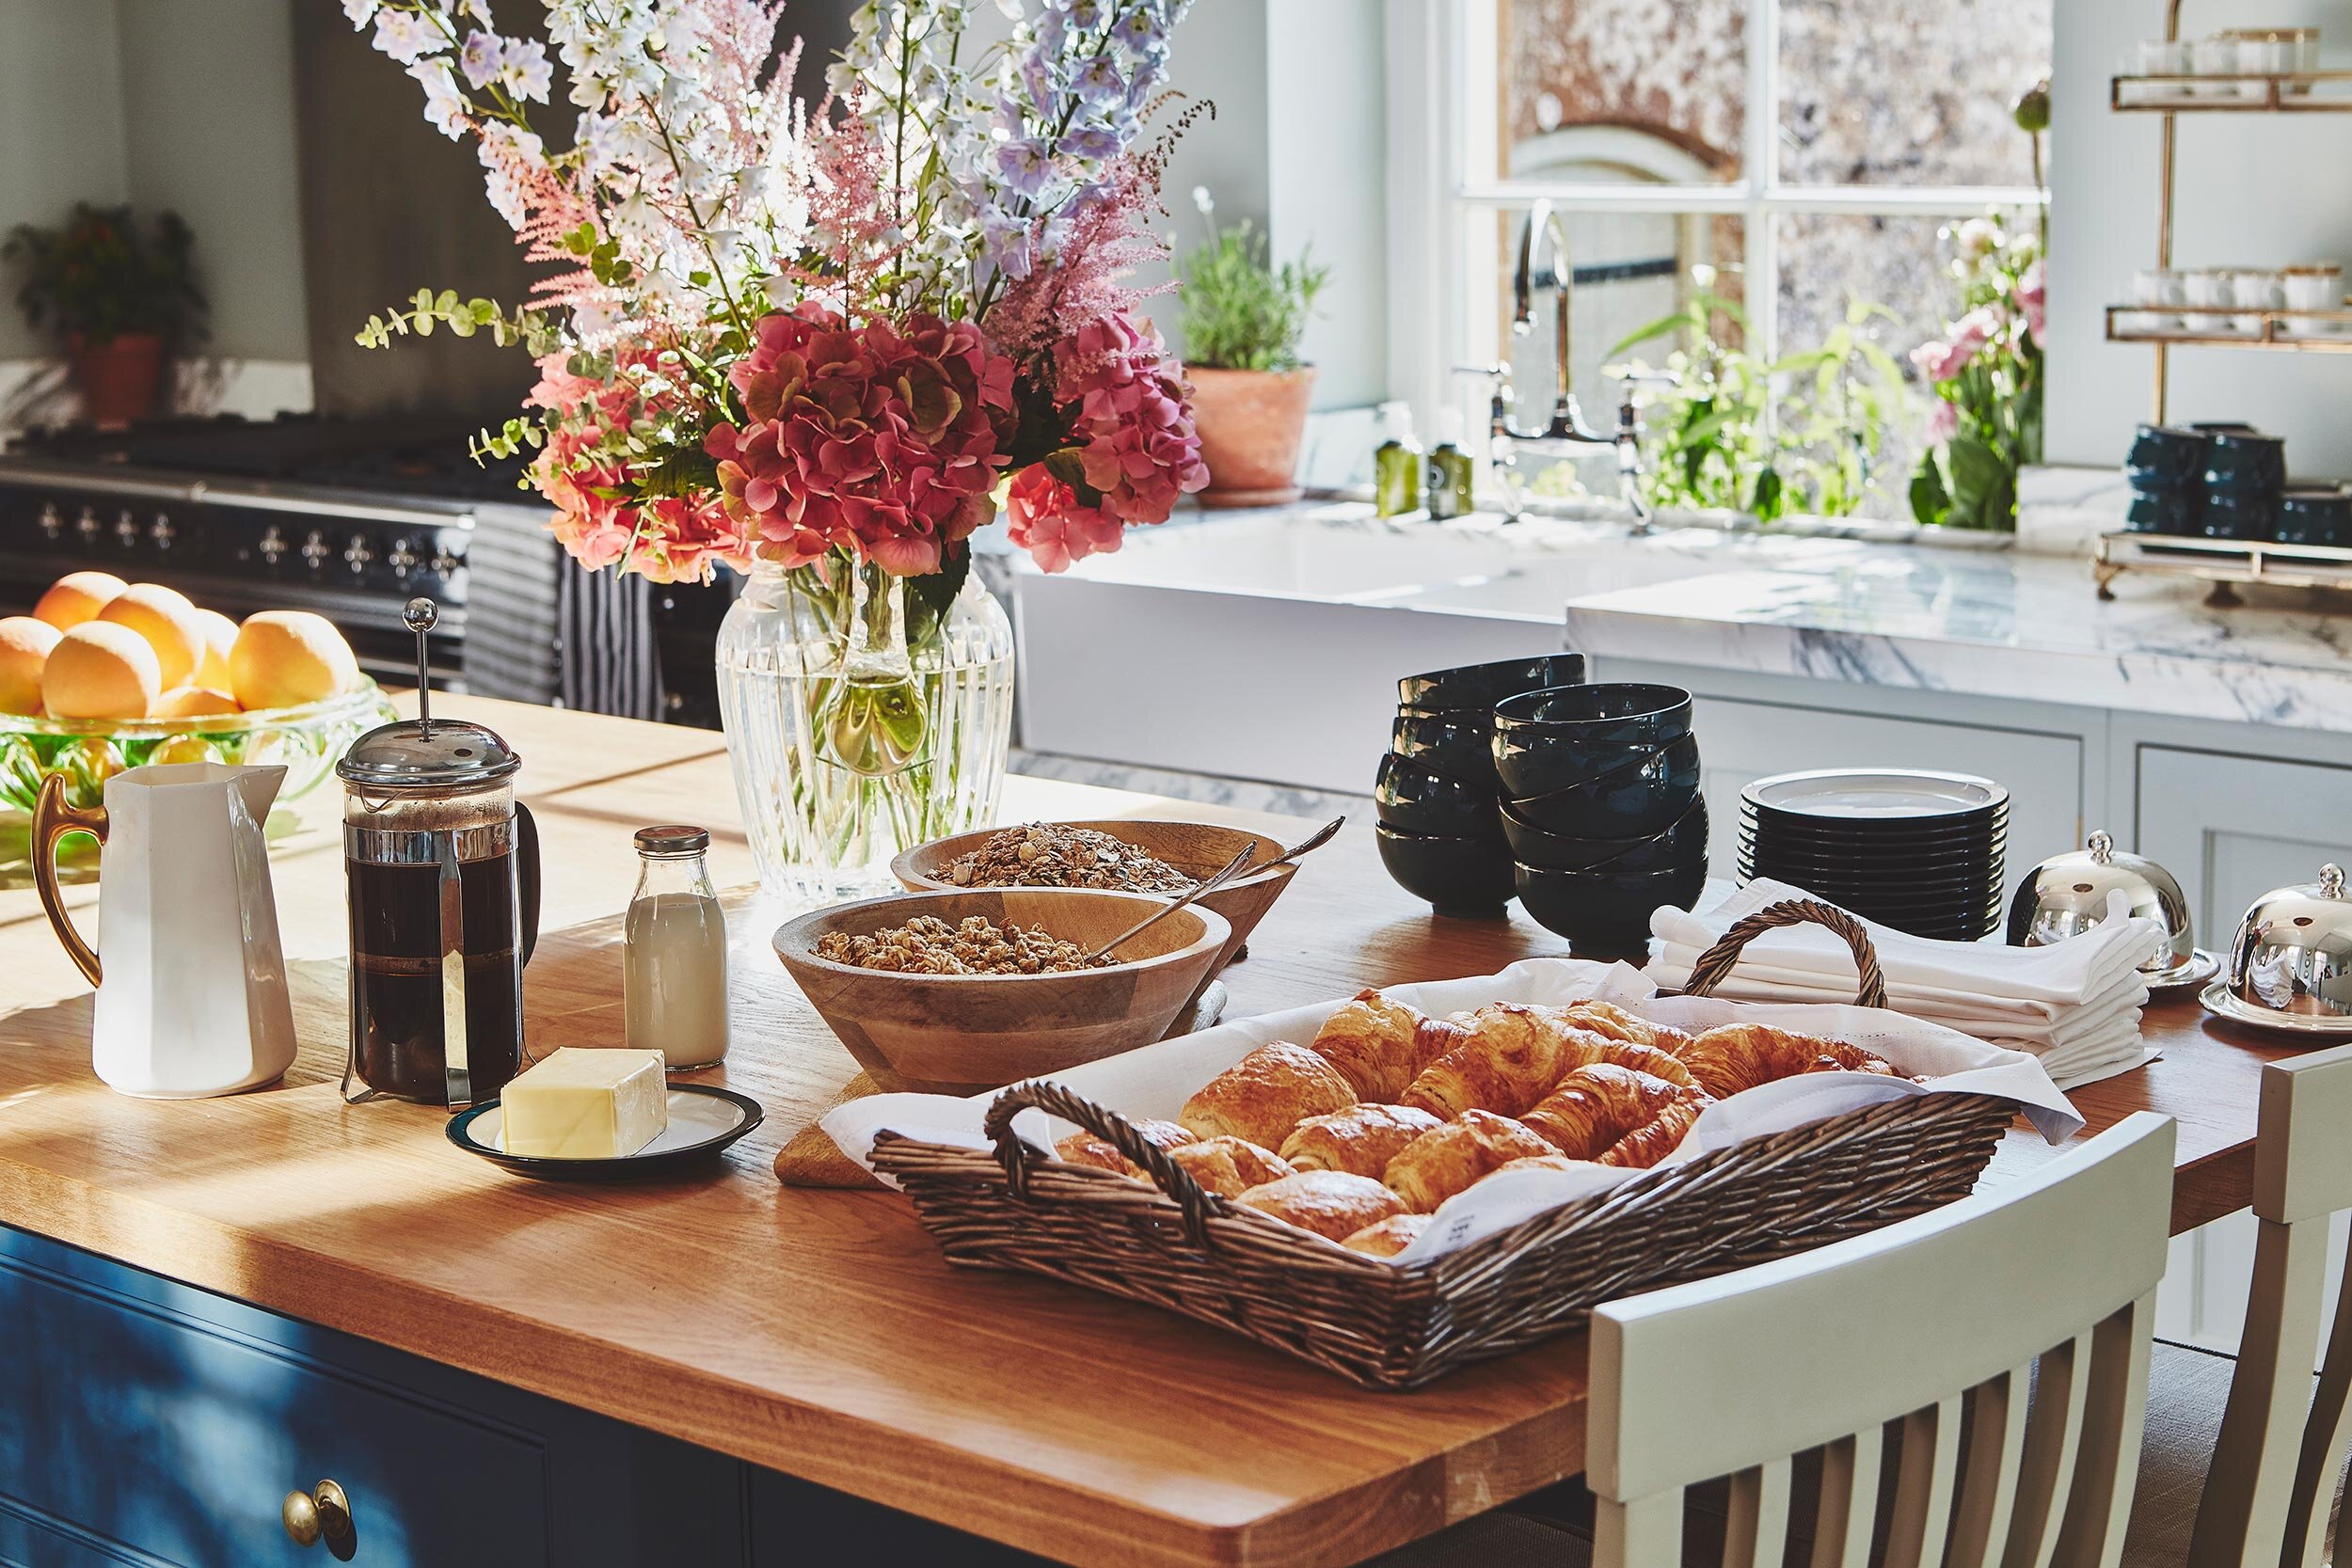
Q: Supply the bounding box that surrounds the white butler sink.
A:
[1010,504,1791,794]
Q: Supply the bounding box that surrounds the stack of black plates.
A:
[1739,769,2008,941]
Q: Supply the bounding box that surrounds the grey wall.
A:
[117,0,310,362]
[0,0,308,365]
[2048,0,2352,477]
[0,1,129,359]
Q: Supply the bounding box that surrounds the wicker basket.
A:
[870,901,2017,1388]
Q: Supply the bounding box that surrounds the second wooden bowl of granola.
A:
[772,889,1232,1095]
[891,819,1297,974]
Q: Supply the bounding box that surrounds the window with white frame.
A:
[1390,0,2050,517]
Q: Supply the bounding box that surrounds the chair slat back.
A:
[2190,1041,2352,1568]
[1588,1114,2176,1568]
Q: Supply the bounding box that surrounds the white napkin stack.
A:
[1645,879,2167,1089]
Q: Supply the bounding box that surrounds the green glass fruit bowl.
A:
[0,680,399,816]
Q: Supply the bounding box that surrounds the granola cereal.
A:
[813,913,1114,974]
[944,823,1195,893]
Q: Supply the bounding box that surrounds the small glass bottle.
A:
[625,826,730,1069]
[1374,402,1423,518]
[1425,407,1475,519]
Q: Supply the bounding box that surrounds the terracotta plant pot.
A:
[67,331,167,427]
[1186,365,1316,508]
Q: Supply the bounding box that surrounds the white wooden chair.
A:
[2123,1041,2352,1568]
[1374,1111,2177,1568]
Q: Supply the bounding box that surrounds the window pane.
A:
[1501,0,1746,185]
[1778,0,2052,186]
[1493,209,1747,436]
[1774,213,1945,516]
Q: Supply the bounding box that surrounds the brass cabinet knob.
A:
[281,1480,357,1558]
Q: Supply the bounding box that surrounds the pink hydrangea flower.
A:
[1005,465,1125,574]
[704,304,1015,576]
[1052,312,1208,525]
[1910,306,2003,384]
[1924,398,1959,446]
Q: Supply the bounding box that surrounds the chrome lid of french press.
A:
[2005,829,2208,988]
[336,599,522,794]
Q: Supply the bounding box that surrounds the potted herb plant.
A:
[4,204,205,426]
[1177,188,1328,506]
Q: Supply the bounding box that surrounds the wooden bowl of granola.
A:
[890,819,1298,976]
[772,889,1232,1095]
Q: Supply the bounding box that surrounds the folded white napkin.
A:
[1643,957,2148,1047]
[1651,879,2164,1011]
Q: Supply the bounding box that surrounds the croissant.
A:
[1493,1153,1592,1176]
[1235,1170,1407,1243]
[1180,1041,1357,1149]
[1597,1097,1707,1168]
[1382,1110,1558,1212]
[1052,1117,1197,1175]
[1521,1064,1689,1158]
[1403,1010,1697,1118]
[1279,1102,1445,1179]
[1557,1000,1696,1055]
[1164,1136,1295,1198]
[1308,990,1460,1101]
[1674,1023,1899,1099]
[1341,1213,1430,1259]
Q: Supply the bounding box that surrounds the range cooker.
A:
[0,415,732,722]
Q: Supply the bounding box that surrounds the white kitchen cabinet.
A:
[2135,746,2352,948]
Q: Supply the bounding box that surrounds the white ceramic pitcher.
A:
[34,763,298,1098]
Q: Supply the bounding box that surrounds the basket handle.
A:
[983,1080,1229,1247]
[1681,898,1889,1011]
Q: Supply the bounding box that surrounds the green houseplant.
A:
[1177,187,1329,507]
[4,204,205,425]
[1598,269,1910,522]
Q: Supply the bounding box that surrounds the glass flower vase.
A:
[715,556,1015,906]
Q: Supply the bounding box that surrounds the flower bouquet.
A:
[1908,213,2043,533]
[348,0,1208,899]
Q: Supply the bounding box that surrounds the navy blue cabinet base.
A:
[0,1227,1046,1568]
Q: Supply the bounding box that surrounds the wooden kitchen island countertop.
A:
[0,696,2300,1567]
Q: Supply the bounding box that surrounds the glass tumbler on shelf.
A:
[626,825,729,1070]
[715,556,1015,907]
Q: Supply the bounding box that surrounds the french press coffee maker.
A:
[338,599,541,1108]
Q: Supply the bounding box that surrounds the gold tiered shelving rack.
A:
[2094,3,2352,604]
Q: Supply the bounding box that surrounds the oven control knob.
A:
[429,542,466,577]
[386,535,418,576]
[38,502,61,541]
[300,530,330,570]
[342,534,374,574]
[76,506,100,543]
[259,525,287,565]
[114,510,139,548]
[149,513,175,550]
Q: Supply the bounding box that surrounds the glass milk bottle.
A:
[625,826,730,1069]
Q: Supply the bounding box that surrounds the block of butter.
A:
[501,1048,669,1159]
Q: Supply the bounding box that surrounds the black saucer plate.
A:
[449,1084,765,1180]
[1740,807,2008,842]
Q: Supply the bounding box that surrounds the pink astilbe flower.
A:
[704,304,1015,575]
[1910,305,2002,384]
[987,151,1177,366]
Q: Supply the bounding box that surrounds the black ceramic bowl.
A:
[1377,823,1517,917]
[2276,486,2352,547]
[1494,680,1693,741]
[1513,859,1708,952]
[1502,794,1708,873]
[2124,423,2206,492]
[1506,732,1701,839]
[2201,491,2277,542]
[1375,752,1502,839]
[2203,429,2286,497]
[1397,653,1586,715]
[2124,485,2200,536]
[1391,710,1498,787]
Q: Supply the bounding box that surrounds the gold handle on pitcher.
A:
[33,773,107,987]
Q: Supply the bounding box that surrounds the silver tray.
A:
[2200,979,2352,1038]
[2147,948,2220,995]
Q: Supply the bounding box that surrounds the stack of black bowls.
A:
[1375,655,1584,917]
[2122,422,2205,537]
[2200,425,2285,542]
[1493,682,1708,950]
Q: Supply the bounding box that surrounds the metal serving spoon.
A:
[1087,816,1348,963]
